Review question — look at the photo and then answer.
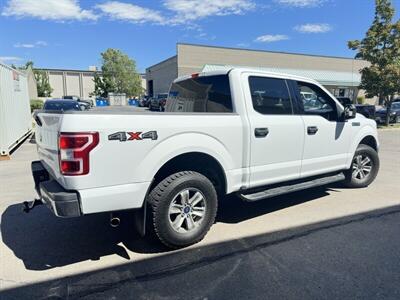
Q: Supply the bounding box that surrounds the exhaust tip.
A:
[110,217,120,228]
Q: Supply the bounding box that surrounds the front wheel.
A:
[147,171,218,248]
[343,144,379,188]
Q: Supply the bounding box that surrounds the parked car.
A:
[150,93,168,111]
[42,99,82,111]
[30,68,379,249]
[62,95,93,109]
[355,104,376,120]
[62,95,80,101]
[375,102,400,124]
[139,96,151,107]
[336,97,375,120]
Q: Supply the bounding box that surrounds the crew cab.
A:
[30,68,379,248]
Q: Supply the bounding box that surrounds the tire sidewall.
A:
[346,145,379,188]
[150,172,217,247]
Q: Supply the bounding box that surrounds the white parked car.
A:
[30,68,379,248]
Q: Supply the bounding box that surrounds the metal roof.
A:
[178,43,364,61]
[202,64,361,87]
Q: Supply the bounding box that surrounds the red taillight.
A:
[58,132,99,176]
[59,135,89,149]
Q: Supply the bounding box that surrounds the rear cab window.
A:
[166,75,233,113]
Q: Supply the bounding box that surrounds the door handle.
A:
[307,126,318,135]
[255,127,269,138]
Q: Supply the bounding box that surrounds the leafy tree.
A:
[25,61,34,69]
[35,70,53,97]
[21,61,53,97]
[93,72,114,98]
[348,0,400,126]
[93,48,142,98]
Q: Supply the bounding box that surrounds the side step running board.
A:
[239,173,345,202]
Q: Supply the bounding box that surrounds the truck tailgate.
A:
[35,112,62,178]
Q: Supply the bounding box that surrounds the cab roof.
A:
[174,67,320,85]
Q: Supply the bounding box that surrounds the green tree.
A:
[22,61,53,97]
[35,70,53,97]
[25,61,34,69]
[93,48,142,98]
[348,0,400,126]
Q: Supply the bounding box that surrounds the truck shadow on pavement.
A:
[2,204,400,299]
[1,187,333,271]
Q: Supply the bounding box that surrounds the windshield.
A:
[392,103,400,109]
[43,101,80,111]
[157,94,168,99]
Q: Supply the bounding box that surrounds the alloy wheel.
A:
[352,154,373,181]
[168,188,206,233]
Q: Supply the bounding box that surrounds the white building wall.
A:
[39,69,143,99]
[65,72,81,97]
[82,73,95,99]
[48,71,64,98]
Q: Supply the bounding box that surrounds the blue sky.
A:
[0,0,399,72]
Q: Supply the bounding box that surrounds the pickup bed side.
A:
[35,111,245,214]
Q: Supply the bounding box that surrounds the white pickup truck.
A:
[30,68,379,248]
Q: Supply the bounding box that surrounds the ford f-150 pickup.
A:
[30,68,380,248]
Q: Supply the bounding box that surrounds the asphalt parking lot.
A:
[0,129,399,299]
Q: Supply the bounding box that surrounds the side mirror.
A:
[343,104,357,120]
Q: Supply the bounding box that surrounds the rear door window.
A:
[167,75,233,113]
[248,76,293,115]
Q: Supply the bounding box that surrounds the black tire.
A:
[147,171,218,249]
[343,144,379,188]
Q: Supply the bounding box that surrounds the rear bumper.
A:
[32,161,81,217]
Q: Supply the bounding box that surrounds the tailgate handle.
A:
[255,128,269,138]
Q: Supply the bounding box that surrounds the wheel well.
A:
[151,152,227,196]
[359,135,378,151]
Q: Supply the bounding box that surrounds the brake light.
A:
[58,132,99,176]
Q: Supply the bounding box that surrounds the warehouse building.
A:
[146,43,370,103]
[36,67,147,99]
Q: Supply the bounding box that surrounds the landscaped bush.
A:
[30,99,43,112]
[357,96,366,104]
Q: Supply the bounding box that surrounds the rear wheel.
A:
[147,171,218,248]
[343,144,379,188]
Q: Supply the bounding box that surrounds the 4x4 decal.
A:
[108,131,158,142]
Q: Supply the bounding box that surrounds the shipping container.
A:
[0,62,32,158]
